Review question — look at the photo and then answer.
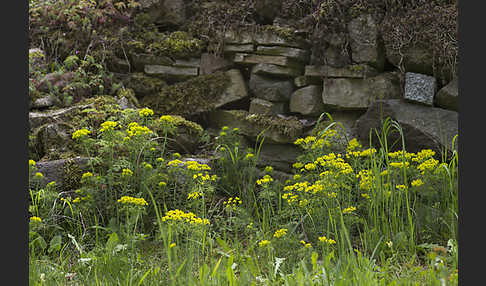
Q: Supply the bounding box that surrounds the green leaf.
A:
[105,232,119,253]
[48,235,62,254]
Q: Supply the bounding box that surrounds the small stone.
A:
[249,73,294,102]
[404,72,437,106]
[249,98,286,115]
[200,53,233,75]
[255,46,310,63]
[223,44,255,53]
[289,85,325,116]
[251,63,303,78]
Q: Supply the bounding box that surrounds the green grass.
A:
[28,112,458,285]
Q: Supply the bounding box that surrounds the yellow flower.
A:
[30,216,42,223]
[304,163,317,171]
[411,179,424,187]
[159,115,176,123]
[122,168,133,176]
[81,172,93,179]
[259,240,270,247]
[346,138,362,152]
[126,122,152,137]
[158,181,167,187]
[245,153,255,160]
[342,206,357,214]
[256,174,273,186]
[187,191,202,200]
[72,128,91,139]
[173,153,181,159]
[221,126,229,131]
[389,161,410,168]
[318,235,336,245]
[34,172,44,179]
[167,159,184,168]
[143,162,153,170]
[117,196,148,206]
[417,158,439,174]
[264,166,273,173]
[161,209,210,225]
[396,184,408,191]
[292,162,304,169]
[139,108,154,117]
[273,228,288,238]
[169,243,176,248]
[29,160,36,167]
[99,121,118,132]
[300,240,312,248]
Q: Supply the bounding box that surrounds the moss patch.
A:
[230,110,304,138]
[141,71,231,117]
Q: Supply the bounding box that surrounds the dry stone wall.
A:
[28,4,459,179]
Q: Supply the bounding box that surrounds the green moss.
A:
[230,110,304,138]
[141,71,231,117]
[123,73,167,97]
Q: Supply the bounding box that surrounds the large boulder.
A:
[322,72,402,110]
[34,123,74,160]
[249,73,294,102]
[34,157,91,190]
[289,85,325,116]
[435,77,458,111]
[29,104,93,131]
[347,14,385,71]
[257,143,302,173]
[355,99,458,157]
[404,72,437,106]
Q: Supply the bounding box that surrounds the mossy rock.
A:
[207,109,305,144]
[140,71,231,117]
[153,115,205,154]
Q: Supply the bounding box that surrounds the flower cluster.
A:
[126,122,153,137]
[117,196,148,206]
[99,121,118,132]
[72,128,91,139]
[256,174,274,186]
[273,228,288,238]
[30,216,42,223]
[161,209,210,225]
[342,206,357,214]
[300,240,312,248]
[138,108,154,117]
[187,191,202,200]
[259,240,270,247]
[223,197,242,210]
[122,168,133,176]
[318,235,336,245]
